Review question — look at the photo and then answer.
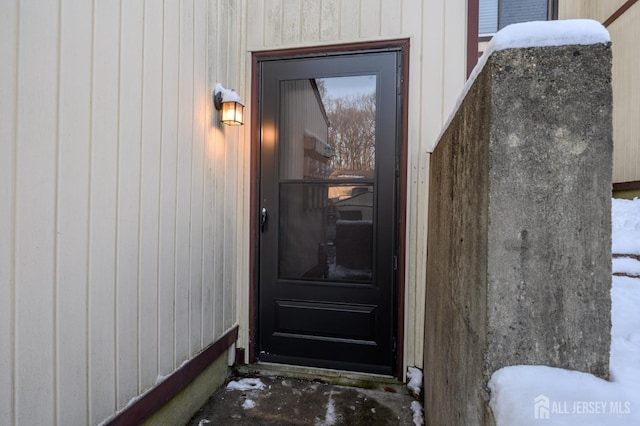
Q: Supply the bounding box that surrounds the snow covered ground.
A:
[489,198,640,425]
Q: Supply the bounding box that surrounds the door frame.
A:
[249,39,409,379]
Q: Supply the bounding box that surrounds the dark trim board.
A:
[251,39,410,62]
[106,325,238,426]
[467,0,479,77]
[396,40,410,379]
[604,0,638,27]
[613,180,640,191]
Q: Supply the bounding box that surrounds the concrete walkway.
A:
[186,366,421,425]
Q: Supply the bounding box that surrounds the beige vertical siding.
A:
[244,0,468,371]
[0,0,244,424]
[89,0,120,420]
[560,0,640,183]
[558,0,626,22]
[608,4,640,183]
[57,1,93,424]
[0,0,16,422]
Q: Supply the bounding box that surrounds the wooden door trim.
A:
[249,39,409,379]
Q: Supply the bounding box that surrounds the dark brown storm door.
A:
[258,49,401,375]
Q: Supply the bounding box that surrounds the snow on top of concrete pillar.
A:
[471,19,610,95]
[488,19,610,53]
[436,20,610,148]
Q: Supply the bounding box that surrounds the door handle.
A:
[260,207,268,232]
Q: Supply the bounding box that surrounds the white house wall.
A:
[0,0,244,424]
[242,0,468,371]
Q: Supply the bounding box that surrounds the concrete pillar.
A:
[425,40,612,425]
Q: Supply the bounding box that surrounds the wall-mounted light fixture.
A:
[213,83,244,126]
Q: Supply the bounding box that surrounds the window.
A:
[479,0,556,37]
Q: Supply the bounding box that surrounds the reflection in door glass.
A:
[317,75,377,176]
[278,75,377,283]
[279,76,377,180]
[279,183,373,282]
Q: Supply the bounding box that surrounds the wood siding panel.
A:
[339,0,360,40]
[210,3,225,342]
[609,3,640,183]
[158,0,180,378]
[139,0,163,393]
[381,1,402,36]
[414,0,445,369]
[227,0,244,111]
[224,1,244,336]
[190,0,208,354]
[301,0,321,42]
[401,0,426,373]
[116,0,144,408]
[265,0,283,47]
[442,1,467,122]
[360,0,381,38]
[175,0,195,368]
[56,0,92,423]
[224,130,239,330]
[14,1,59,423]
[246,0,265,50]
[89,0,120,422]
[234,0,250,352]
[202,0,214,344]
[213,130,226,338]
[320,0,340,41]
[0,0,17,423]
[221,0,243,339]
[202,119,216,345]
[283,0,303,45]
[212,0,228,342]
[558,0,626,22]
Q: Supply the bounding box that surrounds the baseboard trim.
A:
[106,325,239,425]
[613,180,640,191]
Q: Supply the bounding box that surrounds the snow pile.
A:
[612,198,640,256]
[406,367,423,397]
[487,19,609,54]
[489,198,640,425]
[226,377,265,391]
[197,419,210,426]
[411,400,424,426]
[227,378,264,414]
[242,399,256,410]
[406,366,426,425]
[155,374,167,385]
